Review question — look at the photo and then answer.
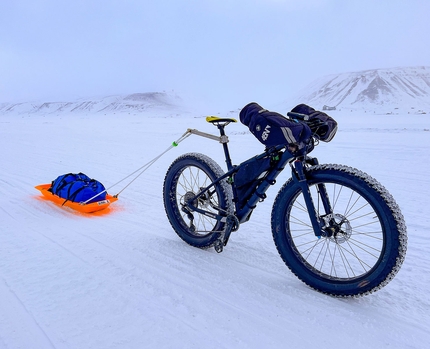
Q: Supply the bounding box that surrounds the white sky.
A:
[1,0,429,109]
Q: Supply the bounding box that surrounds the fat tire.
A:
[163,153,234,249]
[271,164,407,297]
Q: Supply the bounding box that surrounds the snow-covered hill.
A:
[6,67,430,117]
[295,66,430,113]
[0,92,189,116]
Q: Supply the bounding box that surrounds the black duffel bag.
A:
[239,102,312,150]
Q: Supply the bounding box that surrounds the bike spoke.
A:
[176,165,220,236]
[288,181,384,280]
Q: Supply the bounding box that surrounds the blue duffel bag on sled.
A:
[49,172,106,205]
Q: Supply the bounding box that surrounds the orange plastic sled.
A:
[35,184,118,214]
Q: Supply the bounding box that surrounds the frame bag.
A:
[234,155,272,210]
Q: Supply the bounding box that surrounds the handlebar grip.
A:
[287,111,309,121]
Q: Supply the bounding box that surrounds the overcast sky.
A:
[1,0,429,109]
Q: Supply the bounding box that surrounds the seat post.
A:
[206,116,237,171]
[217,124,234,171]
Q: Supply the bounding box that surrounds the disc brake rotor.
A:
[323,213,352,243]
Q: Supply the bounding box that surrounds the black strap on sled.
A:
[50,173,74,194]
[62,182,88,206]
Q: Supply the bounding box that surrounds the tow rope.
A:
[81,130,193,204]
[81,126,228,205]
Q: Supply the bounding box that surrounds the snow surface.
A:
[1,107,429,349]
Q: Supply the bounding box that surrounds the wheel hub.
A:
[183,191,197,207]
[322,213,352,243]
[183,189,211,209]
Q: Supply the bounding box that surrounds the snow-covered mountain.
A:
[0,92,188,116]
[295,66,430,113]
[4,67,430,116]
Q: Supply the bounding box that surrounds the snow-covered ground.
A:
[0,107,429,349]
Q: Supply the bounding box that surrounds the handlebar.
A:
[287,111,309,121]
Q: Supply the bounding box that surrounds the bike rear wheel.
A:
[271,164,407,297]
[163,153,234,248]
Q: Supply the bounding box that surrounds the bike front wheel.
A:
[163,153,234,249]
[271,164,407,297]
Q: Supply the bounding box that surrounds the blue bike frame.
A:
[185,122,331,244]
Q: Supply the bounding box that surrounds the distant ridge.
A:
[0,92,187,116]
[295,66,430,113]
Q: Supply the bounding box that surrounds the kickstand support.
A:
[214,215,239,253]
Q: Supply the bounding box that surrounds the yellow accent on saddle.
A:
[205,116,237,123]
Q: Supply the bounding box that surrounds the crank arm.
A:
[214,215,240,253]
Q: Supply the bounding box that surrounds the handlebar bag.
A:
[240,102,312,148]
[291,104,338,142]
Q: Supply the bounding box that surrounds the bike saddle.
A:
[206,116,237,124]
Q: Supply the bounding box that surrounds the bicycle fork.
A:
[291,158,333,238]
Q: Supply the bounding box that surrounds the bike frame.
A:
[185,122,332,242]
